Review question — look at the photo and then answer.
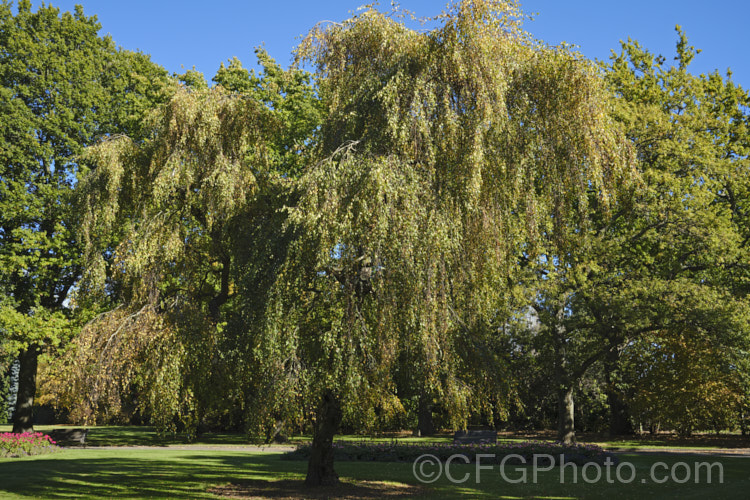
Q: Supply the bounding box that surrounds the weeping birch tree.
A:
[259,0,634,484]
[60,52,321,429]
[73,0,633,487]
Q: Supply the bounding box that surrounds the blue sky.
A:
[27,1,750,88]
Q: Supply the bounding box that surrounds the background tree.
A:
[514,28,750,443]
[598,28,750,436]
[0,0,170,433]
[55,51,322,431]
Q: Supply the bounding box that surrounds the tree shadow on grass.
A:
[210,478,426,499]
[82,426,260,447]
[0,451,428,499]
[0,453,303,499]
[3,450,750,499]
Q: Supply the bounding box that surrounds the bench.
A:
[453,429,497,444]
[49,428,88,445]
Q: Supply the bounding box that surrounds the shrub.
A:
[283,440,617,466]
[0,432,59,458]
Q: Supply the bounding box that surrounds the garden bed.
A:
[0,432,60,458]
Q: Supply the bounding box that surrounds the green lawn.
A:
[2,425,748,498]
[0,446,748,499]
[0,424,261,447]
[5,424,746,450]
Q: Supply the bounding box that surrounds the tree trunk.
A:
[552,304,575,444]
[415,394,434,437]
[607,390,634,436]
[649,421,660,435]
[557,386,575,444]
[305,390,342,486]
[208,253,231,322]
[12,348,38,434]
[264,419,287,444]
[604,346,633,436]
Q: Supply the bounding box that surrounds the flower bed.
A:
[0,432,59,458]
[283,440,617,466]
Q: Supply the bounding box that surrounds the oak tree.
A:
[0,0,170,433]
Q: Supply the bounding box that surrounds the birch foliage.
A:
[67,54,321,428]
[69,1,634,434]
[247,0,634,430]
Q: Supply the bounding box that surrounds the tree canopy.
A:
[71,0,635,484]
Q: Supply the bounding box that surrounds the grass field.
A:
[0,447,748,499]
[3,424,747,449]
[1,425,749,498]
